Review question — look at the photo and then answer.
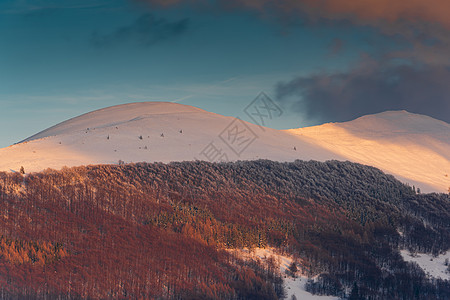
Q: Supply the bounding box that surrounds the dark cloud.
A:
[276,58,450,124]
[90,13,189,48]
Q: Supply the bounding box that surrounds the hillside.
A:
[1,102,449,192]
[0,160,448,299]
[0,102,338,173]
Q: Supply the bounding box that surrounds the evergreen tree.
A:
[288,261,298,277]
[349,282,361,300]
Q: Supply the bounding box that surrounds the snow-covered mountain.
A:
[1,102,449,193]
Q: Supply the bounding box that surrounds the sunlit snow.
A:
[1,102,449,193]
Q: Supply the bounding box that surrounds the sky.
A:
[1,0,450,148]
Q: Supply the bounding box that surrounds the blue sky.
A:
[1,0,449,148]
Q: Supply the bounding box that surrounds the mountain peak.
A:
[356,110,429,120]
[343,110,450,134]
[23,102,210,143]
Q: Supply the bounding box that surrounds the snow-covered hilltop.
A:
[287,110,450,193]
[0,102,339,174]
[1,102,449,193]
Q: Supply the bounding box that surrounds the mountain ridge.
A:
[1,102,449,193]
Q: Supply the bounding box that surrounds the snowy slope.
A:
[0,102,339,173]
[286,111,450,193]
[1,102,449,193]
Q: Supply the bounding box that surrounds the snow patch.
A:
[228,248,339,300]
[400,250,450,280]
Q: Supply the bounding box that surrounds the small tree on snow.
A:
[289,261,298,273]
[287,261,298,277]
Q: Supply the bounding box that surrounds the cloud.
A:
[276,58,450,124]
[134,0,450,65]
[129,1,450,123]
[135,0,450,28]
[90,13,189,48]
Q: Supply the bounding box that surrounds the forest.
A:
[0,160,449,299]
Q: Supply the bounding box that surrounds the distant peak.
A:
[337,110,450,134]
[353,110,449,124]
[291,110,449,133]
[355,110,415,119]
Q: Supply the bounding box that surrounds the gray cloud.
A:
[276,58,450,124]
[90,13,189,48]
